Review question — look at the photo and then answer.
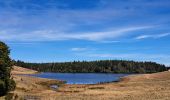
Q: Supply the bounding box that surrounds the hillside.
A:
[15,60,167,73]
[11,66,38,75]
[6,66,64,100]
[4,66,170,100]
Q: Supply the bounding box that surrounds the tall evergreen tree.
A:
[0,41,15,96]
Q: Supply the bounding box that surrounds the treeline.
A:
[14,60,167,74]
[0,42,15,96]
[167,67,170,70]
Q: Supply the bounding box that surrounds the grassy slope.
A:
[7,66,170,100]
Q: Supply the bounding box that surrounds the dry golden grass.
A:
[4,66,170,100]
[11,66,38,75]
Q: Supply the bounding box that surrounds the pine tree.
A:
[0,41,16,96]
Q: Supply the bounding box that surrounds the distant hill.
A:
[14,60,167,74]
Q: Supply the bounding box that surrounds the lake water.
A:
[28,73,130,84]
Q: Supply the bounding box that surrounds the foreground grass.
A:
[4,66,170,100]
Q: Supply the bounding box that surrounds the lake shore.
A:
[7,66,170,100]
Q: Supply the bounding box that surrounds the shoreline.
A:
[20,72,131,85]
[7,66,170,100]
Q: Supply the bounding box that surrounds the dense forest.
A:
[15,60,167,74]
[167,67,170,70]
[0,42,15,96]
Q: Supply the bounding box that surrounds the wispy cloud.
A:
[98,40,120,43]
[87,53,169,59]
[0,0,169,43]
[78,53,170,65]
[0,0,169,66]
[135,33,170,40]
[71,48,87,51]
[0,26,153,42]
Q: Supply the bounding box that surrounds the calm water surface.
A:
[29,73,130,84]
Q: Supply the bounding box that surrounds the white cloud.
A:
[135,33,170,40]
[78,53,170,66]
[98,40,120,43]
[0,26,153,42]
[87,53,168,59]
[71,48,87,51]
[0,0,168,43]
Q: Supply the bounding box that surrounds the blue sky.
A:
[0,0,170,65]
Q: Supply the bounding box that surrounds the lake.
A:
[27,73,130,84]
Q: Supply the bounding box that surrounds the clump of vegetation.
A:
[39,80,66,88]
[88,87,105,90]
[0,41,16,96]
[15,60,167,74]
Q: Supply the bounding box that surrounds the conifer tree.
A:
[0,41,15,96]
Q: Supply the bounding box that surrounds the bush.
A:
[6,79,16,91]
